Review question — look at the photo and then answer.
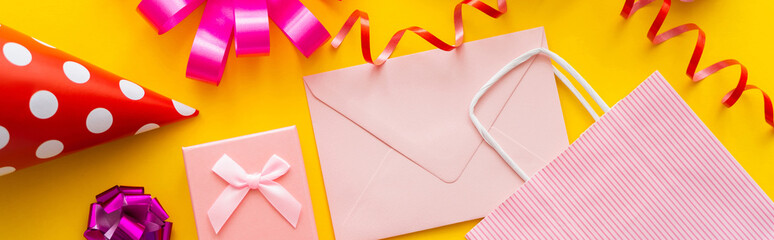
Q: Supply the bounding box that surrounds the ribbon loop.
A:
[234,0,270,56]
[267,0,331,57]
[208,154,302,234]
[260,154,291,181]
[186,0,234,84]
[212,154,250,188]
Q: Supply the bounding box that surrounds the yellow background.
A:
[1,0,773,239]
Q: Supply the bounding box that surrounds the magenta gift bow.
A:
[208,154,302,233]
[84,186,172,240]
[137,0,331,85]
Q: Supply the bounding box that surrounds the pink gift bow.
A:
[207,154,302,233]
[137,0,331,85]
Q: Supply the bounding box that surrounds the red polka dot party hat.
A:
[0,24,198,176]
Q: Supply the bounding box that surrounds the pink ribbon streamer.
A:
[207,154,302,234]
[137,0,331,85]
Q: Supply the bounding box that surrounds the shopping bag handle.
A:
[469,48,610,181]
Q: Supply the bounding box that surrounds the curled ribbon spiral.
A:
[331,0,507,65]
[621,0,774,127]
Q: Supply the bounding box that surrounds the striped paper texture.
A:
[467,72,774,240]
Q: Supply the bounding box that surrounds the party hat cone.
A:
[0,24,198,176]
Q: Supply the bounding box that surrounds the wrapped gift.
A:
[182,126,318,239]
[0,24,198,176]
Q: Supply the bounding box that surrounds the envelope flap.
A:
[304,28,552,183]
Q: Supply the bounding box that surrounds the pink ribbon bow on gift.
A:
[207,154,302,233]
[137,0,331,85]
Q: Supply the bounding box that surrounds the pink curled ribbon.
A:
[83,186,172,240]
[137,0,331,85]
[208,154,302,233]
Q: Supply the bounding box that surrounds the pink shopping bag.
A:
[467,49,774,239]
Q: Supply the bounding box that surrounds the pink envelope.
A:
[182,126,318,240]
[304,27,570,239]
[467,73,774,239]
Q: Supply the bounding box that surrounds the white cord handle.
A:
[469,48,610,181]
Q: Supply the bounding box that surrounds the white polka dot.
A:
[0,166,16,177]
[119,80,145,100]
[135,123,160,135]
[29,90,58,119]
[172,100,196,116]
[3,42,32,66]
[33,38,55,48]
[36,140,64,159]
[0,126,8,150]
[86,108,113,134]
[63,61,90,84]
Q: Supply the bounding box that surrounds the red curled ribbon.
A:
[331,0,507,65]
[621,0,774,127]
[137,0,331,85]
[84,186,172,240]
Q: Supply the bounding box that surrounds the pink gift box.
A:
[182,126,318,239]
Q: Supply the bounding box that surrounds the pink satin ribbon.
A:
[207,154,302,234]
[137,0,330,85]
